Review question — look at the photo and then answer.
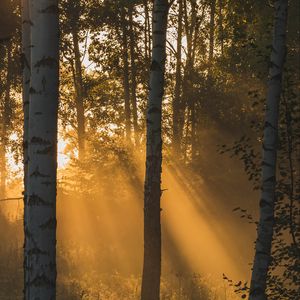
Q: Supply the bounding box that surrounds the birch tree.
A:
[249,1,288,299]
[141,1,171,299]
[24,0,59,298]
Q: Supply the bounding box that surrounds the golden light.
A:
[57,138,70,169]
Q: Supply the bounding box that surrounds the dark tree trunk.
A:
[22,0,30,202]
[143,0,151,72]
[172,0,183,157]
[209,0,216,62]
[22,0,30,297]
[181,0,198,162]
[190,98,196,162]
[141,1,169,299]
[218,0,224,56]
[129,5,139,145]
[71,28,86,160]
[121,8,132,141]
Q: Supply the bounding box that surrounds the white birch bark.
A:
[25,0,59,298]
[141,1,169,299]
[249,1,288,299]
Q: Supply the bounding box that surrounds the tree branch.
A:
[0,197,23,202]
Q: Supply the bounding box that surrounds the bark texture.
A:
[141,1,169,299]
[25,0,59,298]
[249,1,288,299]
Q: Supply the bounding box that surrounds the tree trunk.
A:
[181,0,198,162]
[172,0,183,157]
[129,5,139,145]
[22,0,30,205]
[121,8,132,141]
[141,1,169,299]
[25,0,59,298]
[218,0,224,56]
[22,0,30,296]
[183,106,191,164]
[190,97,196,162]
[249,1,288,299]
[71,28,86,160]
[143,0,151,73]
[209,0,216,62]
[143,0,152,67]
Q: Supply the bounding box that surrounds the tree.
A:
[181,0,201,162]
[71,8,86,160]
[22,0,30,202]
[129,3,139,145]
[172,0,183,157]
[22,0,30,295]
[121,6,132,141]
[24,0,59,298]
[143,0,151,72]
[209,0,216,62]
[141,0,171,299]
[61,0,87,160]
[249,1,288,299]
[218,0,224,56]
